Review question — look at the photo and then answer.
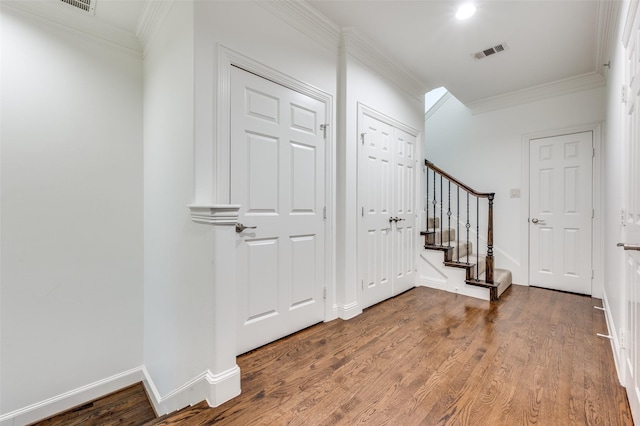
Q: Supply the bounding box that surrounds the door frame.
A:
[216,46,337,327]
[356,103,421,307]
[520,123,603,297]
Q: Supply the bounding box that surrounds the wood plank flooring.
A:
[33,285,633,425]
[30,383,156,425]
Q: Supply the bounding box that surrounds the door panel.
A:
[231,66,326,355]
[529,132,592,294]
[359,107,418,308]
[361,113,394,307]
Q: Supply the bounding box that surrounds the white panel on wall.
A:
[563,228,579,276]
[245,238,279,323]
[290,234,316,307]
[290,103,316,134]
[248,133,279,214]
[291,142,316,213]
[246,89,279,123]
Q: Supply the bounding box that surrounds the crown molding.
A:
[466,71,606,115]
[254,0,340,52]
[341,28,429,102]
[595,0,622,80]
[623,0,639,47]
[136,0,174,57]
[1,0,141,56]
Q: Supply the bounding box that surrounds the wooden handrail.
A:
[425,159,495,286]
[425,160,494,199]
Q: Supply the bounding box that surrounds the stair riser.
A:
[425,229,456,245]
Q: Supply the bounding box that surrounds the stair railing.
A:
[425,160,495,283]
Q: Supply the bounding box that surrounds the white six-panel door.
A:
[230,66,326,355]
[529,132,593,295]
[358,106,417,309]
[623,7,640,421]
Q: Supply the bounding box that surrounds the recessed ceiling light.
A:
[456,3,476,20]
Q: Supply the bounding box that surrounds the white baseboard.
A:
[337,301,361,320]
[0,367,144,426]
[142,365,241,416]
[0,364,242,426]
[602,288,624,385]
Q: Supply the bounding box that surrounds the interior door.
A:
[529,132,593,295]
[230,66,326,355]
[623,10,640,421]
[392,127,417,294]
[359,106,417,309]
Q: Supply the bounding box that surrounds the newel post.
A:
[485,194,495,284]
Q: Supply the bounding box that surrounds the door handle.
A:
[388,217,406,223]
[617,243,640,251]
[531,218,539,224]
[236,223,257,233]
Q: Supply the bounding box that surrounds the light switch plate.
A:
[510,188,521,198]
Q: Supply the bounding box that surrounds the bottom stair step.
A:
[465,268,512,301]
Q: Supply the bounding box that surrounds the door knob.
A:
[389,217,395,223]
[618,243,640,251]
[531,218,539,224]
[236,223,257,233]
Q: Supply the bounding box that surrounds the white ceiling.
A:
[88,0,615,106]
[308,0,609,104]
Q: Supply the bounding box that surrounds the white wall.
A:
[0,6,143,419]
[602,0,628,378]
[143,0,340,409]
[142,0,211,409]
[425,87,606,287]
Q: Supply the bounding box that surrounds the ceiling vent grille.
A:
[60,0,96,15]
[472,43,508,60]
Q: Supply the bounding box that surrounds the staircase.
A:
[420,160,512,301]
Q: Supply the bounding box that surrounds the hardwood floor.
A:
[30,383,156,425]
[34,285,633,425]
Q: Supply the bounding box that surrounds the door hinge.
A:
[593,147,595,158]
[320,124,328,139]
[362,206,364,217]
[323,206,327,219]
[620,329,626,349]
[360,133,366,144]
[323,287,327,300]
[361,280,364,290]
[592,209,595,219]
[622,85,627,103]
[592,269,594,279]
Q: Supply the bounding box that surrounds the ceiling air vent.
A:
[59,0,96,15]
[472,43,508,61]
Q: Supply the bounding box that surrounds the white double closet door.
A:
[230,66,326,355]
[358,105,418,309]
